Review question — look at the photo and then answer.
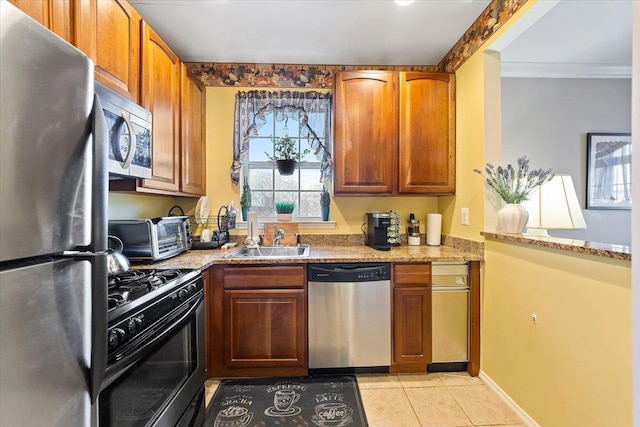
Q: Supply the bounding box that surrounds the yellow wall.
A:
[449,1,634,425]
[205,86,438,235]
[483,240,632,426]
[108,192,193,219]
[440,49,488,241]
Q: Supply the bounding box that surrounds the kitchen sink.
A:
[223,244,310,259]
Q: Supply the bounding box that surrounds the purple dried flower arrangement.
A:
[473,156,554,204]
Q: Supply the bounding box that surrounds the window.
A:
[232,90,332,220]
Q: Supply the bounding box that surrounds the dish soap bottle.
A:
[407,213,420,246]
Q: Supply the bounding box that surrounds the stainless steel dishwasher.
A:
[308,263,391,371]
[431,262,469,368]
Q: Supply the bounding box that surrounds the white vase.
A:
[276,213,293,221]
[498,203,529,234]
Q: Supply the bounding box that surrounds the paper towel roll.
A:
[426,213,442,246]
[247,211,259,244]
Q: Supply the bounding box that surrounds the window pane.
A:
[300,169,323,190]
[308,112,325,137]
[248,138,272,162]
[249,169,273,190]
[300,191,321,218]
[275,118,296,137]
[251,191,274,217]
[300,138,319,162]
[256,114,274,137]
[275,172,299,190]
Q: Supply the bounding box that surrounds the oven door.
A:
[99,293,205,427]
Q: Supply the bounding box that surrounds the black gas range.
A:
[106,268,202,357]
[101,268,206,427]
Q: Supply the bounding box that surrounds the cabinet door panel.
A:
[180,64,206,195]
[10,0,73,44]
[9,0,48,26]
[76,0,141,101]
[334,71,398,195]
[140,23,180,192]
[399,72,455,194]
[49,0,73,43]
[224,289,306,369]
[394,263,432,286]
[393,287,431,367]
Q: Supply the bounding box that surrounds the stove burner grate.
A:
[107,269,188,313]
[108,292,130,311]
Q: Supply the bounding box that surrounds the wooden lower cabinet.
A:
[391,263,432,373]
[207,265,307,378]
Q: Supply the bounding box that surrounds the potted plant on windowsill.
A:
[320,185,330,221]
[240,177,251,221]
[265,135,310,175]
[274,201,295,221]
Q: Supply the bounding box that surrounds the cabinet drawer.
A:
[394,263,431,286]
[223,265,306,289]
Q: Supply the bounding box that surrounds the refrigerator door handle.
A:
[89,94,108,403]
[92,94,108,253]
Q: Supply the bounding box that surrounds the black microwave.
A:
[96,82,152,179]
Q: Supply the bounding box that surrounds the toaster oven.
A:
[108,216,192,262]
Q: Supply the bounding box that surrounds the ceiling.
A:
[500,0,632,66]
[128,0,492,65]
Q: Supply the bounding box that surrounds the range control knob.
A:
[187,284,197,294]
[108,328,126,347]
[127,316,143,334]
[177,288,189,301]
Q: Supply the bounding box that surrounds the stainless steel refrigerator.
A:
[0,3,108,426]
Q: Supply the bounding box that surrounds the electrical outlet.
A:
[461,207,469,226]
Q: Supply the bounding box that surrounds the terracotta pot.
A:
[498,203,529,234]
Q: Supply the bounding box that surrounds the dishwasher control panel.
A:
[307,263,391,282]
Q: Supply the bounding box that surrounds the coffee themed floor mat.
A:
[204,375,368,427]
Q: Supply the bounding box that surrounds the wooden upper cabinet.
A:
[140,22,180,193]
[399,72,455,194]
[333,70,455,196]
[75,0,141,101]
[180,64,206,196]
[9,0,74,44]
[334,71,398,195]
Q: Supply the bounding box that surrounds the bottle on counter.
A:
[407,213,420,246]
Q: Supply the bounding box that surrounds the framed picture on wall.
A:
[586,132,632,209]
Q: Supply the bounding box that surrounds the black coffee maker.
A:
[364,212,391,251]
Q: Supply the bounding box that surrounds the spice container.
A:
[407,213,420,246]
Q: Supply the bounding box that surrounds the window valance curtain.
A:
[231,90,333,184]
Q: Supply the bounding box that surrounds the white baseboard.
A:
[478,370,540,427]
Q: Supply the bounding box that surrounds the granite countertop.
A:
[146,244,483,271]
[481,232,631,262]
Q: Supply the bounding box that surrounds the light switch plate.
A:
[461,207,469,225]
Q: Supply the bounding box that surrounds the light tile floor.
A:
[204,372,525,427]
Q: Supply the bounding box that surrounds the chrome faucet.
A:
[273,227,285,246]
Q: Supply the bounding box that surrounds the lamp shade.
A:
[522,174,587,233]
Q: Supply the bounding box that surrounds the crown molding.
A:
[501,62,632,78]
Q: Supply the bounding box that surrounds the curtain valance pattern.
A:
[231,90,332,184]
